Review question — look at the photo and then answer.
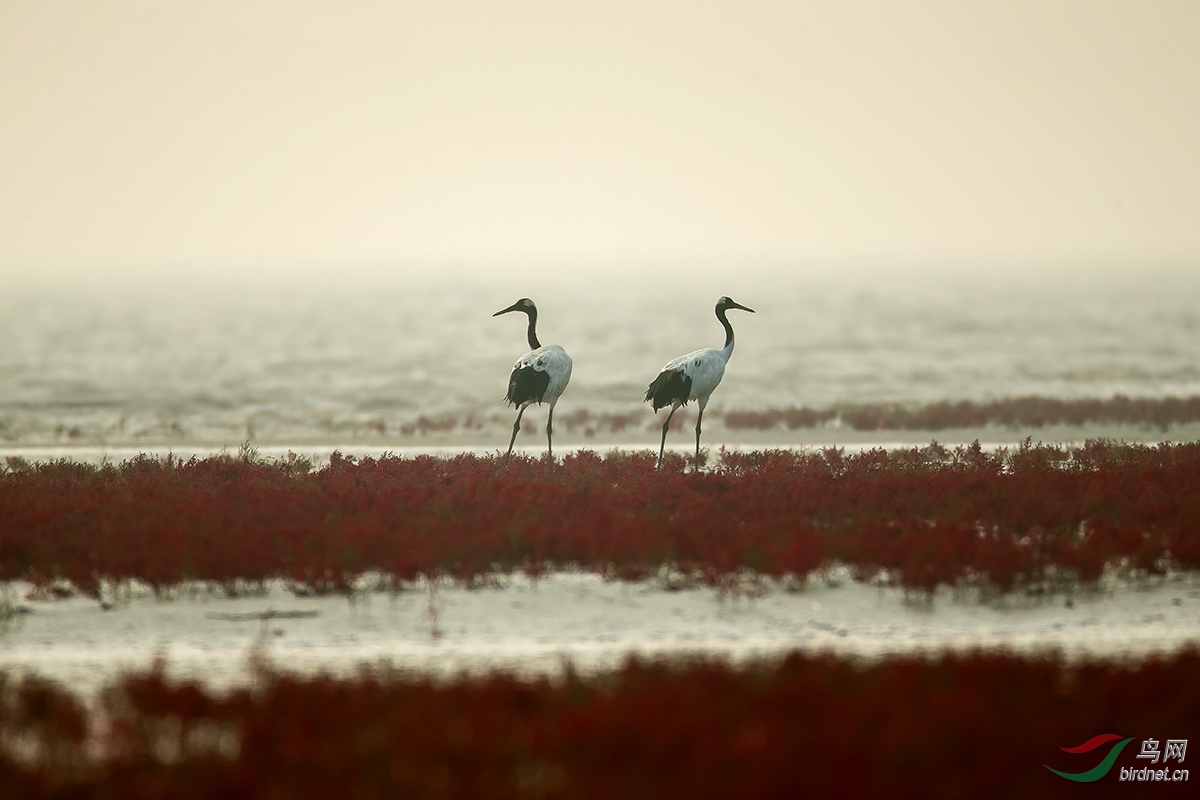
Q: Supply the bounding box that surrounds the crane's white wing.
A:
[658,348,726,403]
[511,344,572,404]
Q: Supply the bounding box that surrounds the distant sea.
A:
[1,267,1197,455]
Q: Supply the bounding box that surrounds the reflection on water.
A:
[0,269,1197,447]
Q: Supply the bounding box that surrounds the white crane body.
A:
[645,297,753,469]
[494,299,572,464]
[505,345,572,409]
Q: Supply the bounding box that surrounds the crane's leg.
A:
[505,404,528,465]
[657,402,680,469]
[694,408,704,471]
[546,404,555,464]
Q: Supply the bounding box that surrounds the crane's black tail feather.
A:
[644,369,692,411]
[506,366,551,407]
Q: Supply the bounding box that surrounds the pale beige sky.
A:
[1,0,1198,282]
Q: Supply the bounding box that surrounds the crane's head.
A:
[493,298,536,317]
[717,296,755,314]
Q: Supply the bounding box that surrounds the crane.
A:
[644,296,754,469]
[494,298,573,465]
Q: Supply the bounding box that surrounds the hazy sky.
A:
[2,1,1198,283]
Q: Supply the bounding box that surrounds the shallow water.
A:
[3,572,1198,696]
[1,268,1197,451]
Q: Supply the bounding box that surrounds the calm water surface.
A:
[1,269,1197,449]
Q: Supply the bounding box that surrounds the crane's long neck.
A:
[716,306,735,361]
[524,308,541,350]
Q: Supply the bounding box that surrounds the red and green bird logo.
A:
[1045,734,1134,782]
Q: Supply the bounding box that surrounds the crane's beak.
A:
[493,303,521,316]
[728,300,755,313]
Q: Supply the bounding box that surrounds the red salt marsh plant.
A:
[2,648,1199,798]
[1,441,1199,599]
